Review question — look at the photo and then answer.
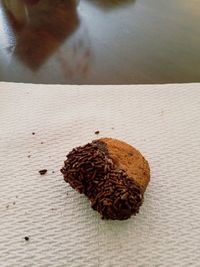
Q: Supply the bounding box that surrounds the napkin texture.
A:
[0,82,200,267]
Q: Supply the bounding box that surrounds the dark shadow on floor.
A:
[86,0,136,10]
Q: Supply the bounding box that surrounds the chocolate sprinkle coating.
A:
[61,141,143,220]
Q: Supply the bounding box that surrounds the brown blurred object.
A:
[2,0,79,70]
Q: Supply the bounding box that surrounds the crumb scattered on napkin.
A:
[39,169,47,175]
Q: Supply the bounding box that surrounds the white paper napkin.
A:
[0,82,200,267]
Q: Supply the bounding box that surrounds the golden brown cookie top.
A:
[98,138,150,193]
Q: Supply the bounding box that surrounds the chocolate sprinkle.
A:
[61,141,143,220]
[39,169,47,175]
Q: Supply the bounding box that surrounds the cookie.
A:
[61,138,150,220]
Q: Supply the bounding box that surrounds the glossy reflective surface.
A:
[0,0,200,84]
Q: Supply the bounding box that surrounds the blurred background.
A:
[0,0,200,84]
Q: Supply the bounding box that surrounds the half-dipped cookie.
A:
[61,138,150,220]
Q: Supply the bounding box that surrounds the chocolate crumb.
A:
[32,132,35,135]
[95,131,100,135]
[41,142,44,144]
[13,202,15,205]
[6,205,9,209]
[52,171,55,174]
[39,169,47,175]
[24,236,29,241]
[28,155,31,158]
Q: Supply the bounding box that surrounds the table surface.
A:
[0,0,200,84]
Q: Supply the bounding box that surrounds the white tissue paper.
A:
[0,82,200,267]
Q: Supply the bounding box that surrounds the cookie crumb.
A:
[95,131,100,135]
[13,202,15,205]
[41,142,44,144]
[52,171,55,174]
[28,155,31,158]
[6,205,9,209]
[24,236,29,241]
[32,132,35,135]
[39,169,47,175]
